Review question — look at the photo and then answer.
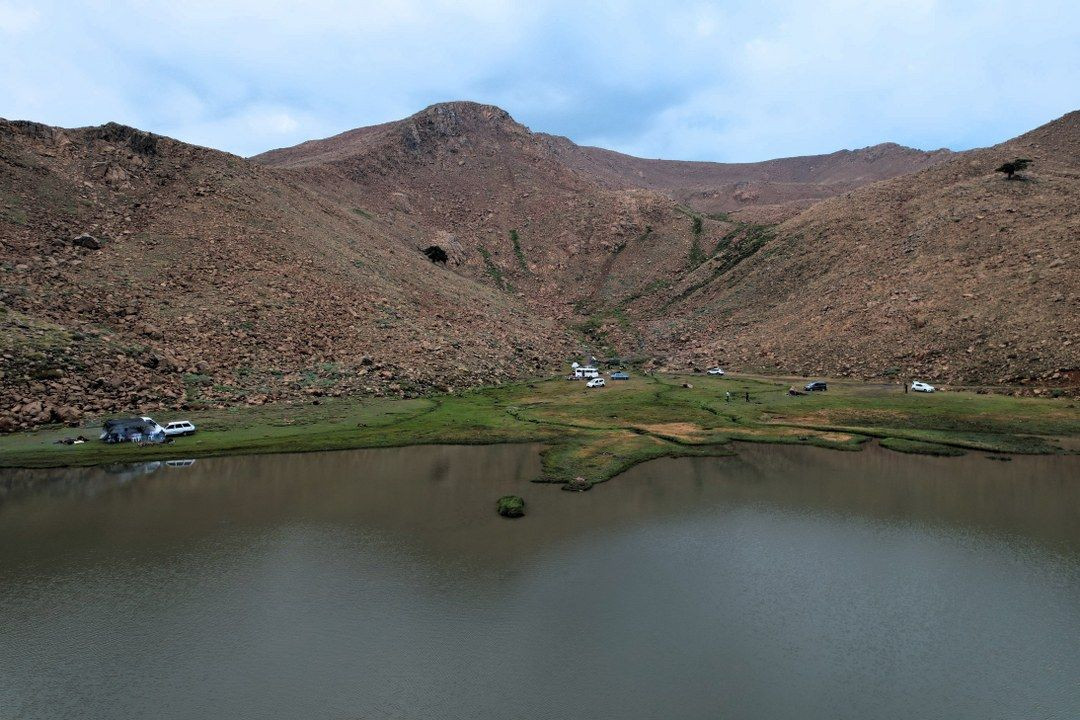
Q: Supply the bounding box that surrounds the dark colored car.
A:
[611,371,630,380]
[804,381,828,392]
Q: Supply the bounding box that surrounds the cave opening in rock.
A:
[424,245,449,264]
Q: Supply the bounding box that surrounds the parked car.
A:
[707,367,725,376]
[163,420,197,436]
[804,381,828,392]
[586,378,606,388]
[910,381,936,393]
[611,371,630,380]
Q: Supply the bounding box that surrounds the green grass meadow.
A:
[2,373,1077,486]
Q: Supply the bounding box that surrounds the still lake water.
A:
[1,443,1078,719]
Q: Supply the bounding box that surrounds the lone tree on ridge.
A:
[995,158,1032,180]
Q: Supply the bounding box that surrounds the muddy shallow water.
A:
[1,443,1078,719]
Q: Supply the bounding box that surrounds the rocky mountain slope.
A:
[540,135,954,222]
[253,103,708,317]
[0,117,573,430]
[1,102,1076,430]
[638,111,1080,387]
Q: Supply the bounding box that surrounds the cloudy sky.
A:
[2,1,1077,161]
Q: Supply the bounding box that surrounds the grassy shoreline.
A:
[1,374,1077,485]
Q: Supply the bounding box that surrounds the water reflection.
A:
[0,443,1077,720]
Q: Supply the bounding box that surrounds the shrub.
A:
[496,495,525,518]
[688,237,706,269]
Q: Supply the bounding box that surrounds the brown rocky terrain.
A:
[1,101,1076,430]
[0,115,575,430]
[252,103,709,317]
[539,134,954,222]
[637,111,1080,387]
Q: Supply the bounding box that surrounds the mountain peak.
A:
[413,100,515,122]
[251,100,529,167]
[399,101,528,145]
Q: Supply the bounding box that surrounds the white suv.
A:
[910,381,935,393]
[586,378,606,388]
[163,420,197,436]
[707,367,725,375]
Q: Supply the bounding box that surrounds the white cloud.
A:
[158,105,327,155]
[0,0,1077,159]
[0,1,37,33]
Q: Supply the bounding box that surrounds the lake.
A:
[1,443,1078,719]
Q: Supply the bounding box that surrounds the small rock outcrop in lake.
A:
[496,495,525,518]
[563,476,592,492]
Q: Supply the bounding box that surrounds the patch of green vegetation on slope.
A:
[509,229,528,272]
[665,222,775,308]
[688,214,706,269]
[478,245,512,291]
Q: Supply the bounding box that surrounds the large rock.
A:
[72,233,102,249]
[146,352,182,373]
[19,400,43,418]
[52,405,81,424]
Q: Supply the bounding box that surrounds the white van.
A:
[163,420,197,437]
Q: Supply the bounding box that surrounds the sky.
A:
[1,0,1078,161]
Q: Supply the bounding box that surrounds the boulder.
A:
[19,400,43,418]
[72,233,102,250]
[147,352,181,373]
[52,405,81,424]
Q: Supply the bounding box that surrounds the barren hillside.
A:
[2,102,1076,430]
[254,102,708,319]
[643,111,1079,387]
[539,134,953,222]
[0,118,573,430]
